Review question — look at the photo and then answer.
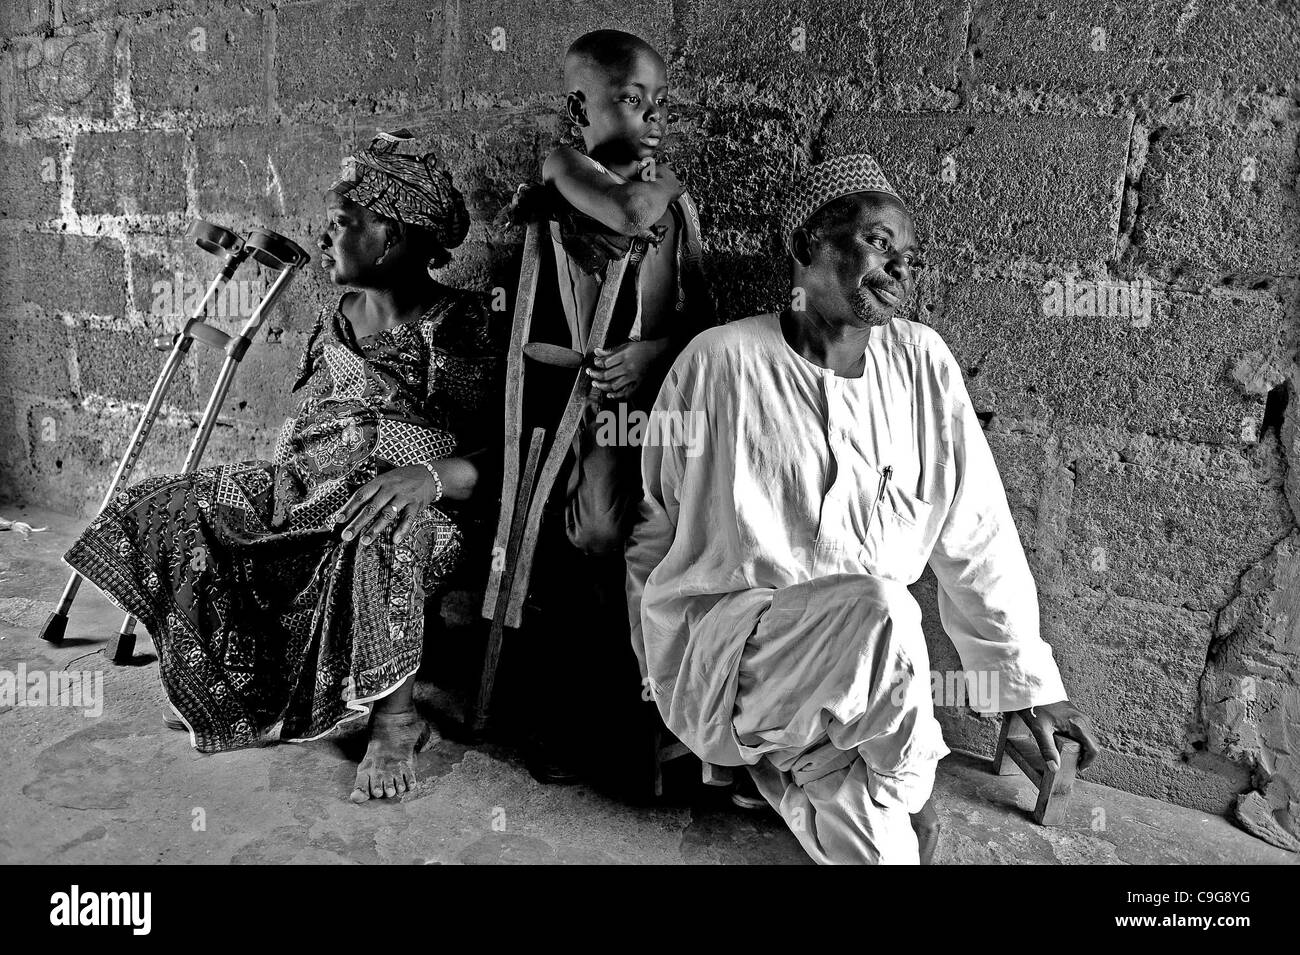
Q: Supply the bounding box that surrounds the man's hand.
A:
[587,340,669,401]
[1015,700,1101,772]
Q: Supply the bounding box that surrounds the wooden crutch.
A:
[473,220,630,730]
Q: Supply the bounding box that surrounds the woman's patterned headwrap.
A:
[329,129,470,251]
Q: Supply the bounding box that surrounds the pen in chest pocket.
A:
[866,464,893,530]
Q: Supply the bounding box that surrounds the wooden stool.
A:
[991,711,1081,825]
[649,717,734,798]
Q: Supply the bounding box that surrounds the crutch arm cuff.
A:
[183,319,230,350]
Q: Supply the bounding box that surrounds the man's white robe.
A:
[625,313,1068,863]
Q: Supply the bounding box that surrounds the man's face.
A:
[317,191,389,286]
[572,48,669,164]
[798,194,919,328]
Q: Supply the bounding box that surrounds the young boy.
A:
[515,29,714,786]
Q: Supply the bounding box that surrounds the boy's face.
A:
[317,191,389,286]
[571,48,669,164]
[798,194,919,328]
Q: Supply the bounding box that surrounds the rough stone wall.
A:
[1,0,1297,823]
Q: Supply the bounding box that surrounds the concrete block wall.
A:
[1,0,1297,825]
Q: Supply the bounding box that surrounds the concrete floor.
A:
[0,504,1291,865]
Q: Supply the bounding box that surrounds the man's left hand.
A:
[1015,700,1101,772]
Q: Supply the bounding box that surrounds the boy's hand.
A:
[587,340,669,401]
[642,161,683,200]
[502,181,553,226]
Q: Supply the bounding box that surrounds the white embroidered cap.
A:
[780,153,904,249]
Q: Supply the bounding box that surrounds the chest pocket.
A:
[858,469,936,583]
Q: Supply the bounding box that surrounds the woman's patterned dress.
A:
[65,288,503,752]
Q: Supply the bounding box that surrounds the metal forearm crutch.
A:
[474,220,630,730]
[40,220,247,647]
[101,228,311,664]
[41,224,311,664]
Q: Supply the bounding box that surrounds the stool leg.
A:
[992,712,1019,775]
[1034,737,1081,826]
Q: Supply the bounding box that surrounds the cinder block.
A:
[1155,0,1300,90]
[926,279,1287,445]
[1042,590,1213,757]
[23,400,127,513]
[983,429,1056,549]
[1132,123,1300,280]
[0,394,29,503]
[700,250,787,324]
[70,324,198,407]
[680,0,869,84]
[1064,459,1293,611]
[62,1,176,24]
[0,310,74,399]
[0,138,63,221]
[193,330,309,427]
[973,0,1300,92]
[456,0,670,102]
[972,0,1162,90]
[4,33,115,124]
[74,129,188,216]
[1198,534,1300,790]
[195,124,343,222]
[276,0,443,108]
[129,12,266,115]
[664,104,807,252]
[822,113,1130,262]
[0,231,127,316]
[877,0,970,87]
[0,0,50,37]
[1082,747,1247,816]
[681,0,965,89]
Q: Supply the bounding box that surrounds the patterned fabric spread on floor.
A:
[65,289,503,753]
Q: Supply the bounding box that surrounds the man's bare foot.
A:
[349,709,437,803]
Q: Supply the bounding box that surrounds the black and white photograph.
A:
[0,0,1294,917]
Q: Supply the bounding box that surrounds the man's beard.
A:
[851,285,895,327]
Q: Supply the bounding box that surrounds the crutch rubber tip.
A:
[39,612,67,644]
[105,630,136,665]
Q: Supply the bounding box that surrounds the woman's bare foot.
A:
[349,709,437,803]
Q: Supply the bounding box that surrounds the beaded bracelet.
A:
[421,460,444,503]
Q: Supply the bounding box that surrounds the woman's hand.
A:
[334,459,478,546]
[587,339,670,401]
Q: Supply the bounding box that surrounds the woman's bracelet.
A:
[421,460,444,503]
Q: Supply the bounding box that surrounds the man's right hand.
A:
[1015,700,1102,772]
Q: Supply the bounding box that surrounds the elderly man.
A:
[625,154,1101,864]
